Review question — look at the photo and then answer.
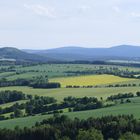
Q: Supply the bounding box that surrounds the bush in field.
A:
[14,109,23,118]
[136,91,140,96]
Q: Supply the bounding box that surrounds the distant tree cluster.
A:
[0,76,61,89]
[25,95,57,115]
[0,90,26,104]
[31,82,61,89]
[0,78,30,87]
[64,96,103,111]
[0,102,25,117]
[0,90,140,122]
[66,83,139,88]
[0,95,104,120]
[30,75,61,88]
[31,96,104,115]
[66,85,96,88]
[0,95,57,120]
[106,83,138,88]
[107,93,134,101]
[65,66,139,79]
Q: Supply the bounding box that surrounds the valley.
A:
[0,56,140,140]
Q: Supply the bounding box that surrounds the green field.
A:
[2,64,140,80]
[0,64,140,130]
[0,96,140,129]
[0,100,27,109]
[0,86,140,101]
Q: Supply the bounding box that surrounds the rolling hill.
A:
[1,45,140,62]
[23,45,140,61]
[0,47,49,62]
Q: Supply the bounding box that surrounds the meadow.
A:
[0,64,140,129]
[1,64,140,80]
[0,86,140,101]
[0,96,140,129]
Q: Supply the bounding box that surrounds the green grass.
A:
[66,101,140,119]
[0,64,140,129]
[0,97,140,129]
[0,86,139,101]
[18,64,140,72]
[3,64,140,80]
[0,100,27,109]
[0,72,15,78]
[8,72,39,81]
[0,114,52,129]
[3,112,12,118]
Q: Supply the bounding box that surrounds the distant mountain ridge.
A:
[1,45,140,62]
[0,47,49,62]
[23,45,140,61]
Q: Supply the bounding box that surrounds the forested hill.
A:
[24,45,140,61]
[0,47,49,62]
[1,45,140,62]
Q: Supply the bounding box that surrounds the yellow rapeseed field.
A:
[50,74,137,87]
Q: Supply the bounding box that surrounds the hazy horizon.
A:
[1,0,140,49]
[1,44,140,50]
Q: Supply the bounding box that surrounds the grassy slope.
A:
[0,86,139,101]
[8,72,39,81]
[3,64,140,80]
[0,100,27,109]
[0,64,140,129]
[17,64,140,72]
[0,97,140,129]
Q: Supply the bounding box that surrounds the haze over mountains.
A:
[0,45,140,62]
[24,45,140,61]
[0,47,48,62]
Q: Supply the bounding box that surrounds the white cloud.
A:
[113,6,121,13]
[78,5,91,12]
[131,12,140,18]
[24,4,56,18]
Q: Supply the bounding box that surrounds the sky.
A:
[0,0,140,49]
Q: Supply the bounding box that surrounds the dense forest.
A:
[0,114,140,140]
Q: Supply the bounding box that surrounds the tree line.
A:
[0,95,104,120]
[0,114,140,140]
[107,93,134,101]
[0,76,61,89]
[66,83,139,88]
[65,66,140,79]
[0,90,26,104]
[1,91,140,121]
[0,95,57,120]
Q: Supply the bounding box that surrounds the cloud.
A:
[112,6,121,13]
[78,5,91,12]
[24,4,56,18]
[131,12,140,18]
